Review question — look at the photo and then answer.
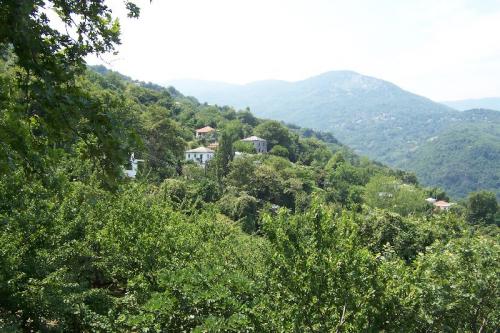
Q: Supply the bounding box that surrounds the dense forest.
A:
[0,1,499,332]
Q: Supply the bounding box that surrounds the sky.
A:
[86,0,500,101]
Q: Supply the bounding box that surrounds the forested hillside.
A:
[407,109,500,198]
[169,72,500,199]
[168,71,457,166]
[1,2,499,332]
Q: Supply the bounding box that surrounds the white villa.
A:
[241,136,267,153]
[185,146,215,165]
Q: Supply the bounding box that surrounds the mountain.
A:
[167,71,500,198]
[443,97,500,111]
[168,72,457,166]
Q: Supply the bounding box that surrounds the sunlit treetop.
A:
[0,0,143,81]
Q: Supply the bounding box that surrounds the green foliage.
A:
[0,179,266,331]
[254,120,292,150]
[218,191,259,232]
[212,130,234,182]
[466,191,499,225]
[1,11,499,331]
[410,113,500,199]
[363,175,429,216]
[269,144,290,158]
[233,140,256,154]
[296,138,333,166]
[172,76,500,199]
[259,199,381,331]
[358,208,466,262]
[236,108,259,127]
[409,235,499,332]
[141,106,185,180]
[0,1,142,184]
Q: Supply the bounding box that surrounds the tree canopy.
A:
[0,2,499,332]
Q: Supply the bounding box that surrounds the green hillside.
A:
[168,71,457,166]
[1,2,499,332]
[169,73,500,198]
[408,109,500,198]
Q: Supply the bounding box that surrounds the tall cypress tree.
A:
[214,130,234,183]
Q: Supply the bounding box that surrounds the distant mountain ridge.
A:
[166,71,500,198]
[167,71,457,164]
[443,97,500,111]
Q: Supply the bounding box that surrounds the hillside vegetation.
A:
[1,2,499,332]
[408,109,500,198]
[170,72,500,198]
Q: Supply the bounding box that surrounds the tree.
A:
[259,198,382,331]
[466,191,498,225]
[142,105,186,180]
[226,156,257,192]
[363,175,428,216]
[236,108,258,127]
[410,236,500,332]
[254,120,292,150]
[212,130,234,182]
[0,1,140,81]
[0,1,142,181]
[296,138,332,166]
[218,191,259,232]
[269,144,289,159]
[233,141,256,154]
[325,152,346,171]
[427,187,449,201]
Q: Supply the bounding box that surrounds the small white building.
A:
[124,153,144,179]
[241,136,267,153]
[433,200,454,211]
[185,146,215,165]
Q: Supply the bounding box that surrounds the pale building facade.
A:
[241,136,267,153]
[185,147,215,165]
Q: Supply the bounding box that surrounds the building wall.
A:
[185,152,214,165]
[252,140,267,153]
[196,131,216,140]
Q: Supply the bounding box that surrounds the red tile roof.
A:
[185,146,215,153]
[434,200,451,207]
[196,126,216,133]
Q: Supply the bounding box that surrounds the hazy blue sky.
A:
[87,0,500,101]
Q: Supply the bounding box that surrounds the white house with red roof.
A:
[195,126,216,139]
[433,200,454,211]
